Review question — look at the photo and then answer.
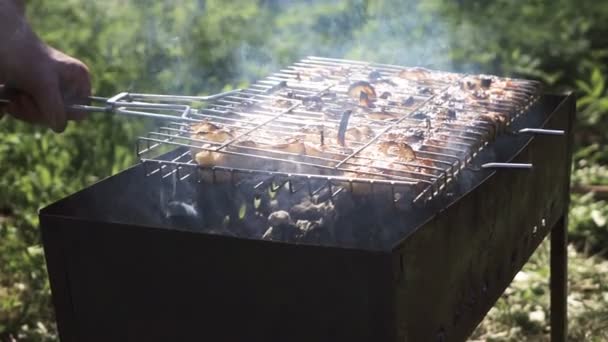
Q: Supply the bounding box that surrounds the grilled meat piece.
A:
[191,121,234,143]
[377,141,416,162]
[359,91,375,108]
[366,109,398,121]
[272,139,307,155]
[398,67,431,80]
[191,121,223,134]
[348,81,377,100]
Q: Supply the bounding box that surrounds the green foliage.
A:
[570,194,608,256]
[472,242,608,341]
[1,0,608,340]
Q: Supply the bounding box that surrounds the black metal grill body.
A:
[39,94,574,342]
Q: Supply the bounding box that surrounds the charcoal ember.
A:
[289,199,335,221]
[268,210,292,227]
[262,211,299,241]
[261,224,299,241]
[166,201,199,219]
[267,199,280,212]
[242,211,268,238]
[296,219,332,244]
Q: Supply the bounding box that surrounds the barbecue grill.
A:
[38,57,574,342]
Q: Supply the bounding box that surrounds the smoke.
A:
[86,0,469,95]
[81,1,500,248]
[234,0,460,83]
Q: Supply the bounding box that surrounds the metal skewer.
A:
[481,163,533,169]
[518,128,565,136]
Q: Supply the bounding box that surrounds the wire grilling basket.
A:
[3,56,550,204]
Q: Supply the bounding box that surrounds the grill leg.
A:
[550,215,568,342]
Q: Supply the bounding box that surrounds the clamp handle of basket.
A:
[0,86,242,121]
[0,84,94,114]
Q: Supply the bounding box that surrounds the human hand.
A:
[0,45,91,132]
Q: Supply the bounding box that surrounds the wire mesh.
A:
[135,56,541,203]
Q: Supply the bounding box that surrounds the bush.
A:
[1,0,607,340]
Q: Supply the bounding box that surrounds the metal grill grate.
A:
[134,56,541,204]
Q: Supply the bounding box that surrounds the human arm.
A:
[0,0,91,132]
